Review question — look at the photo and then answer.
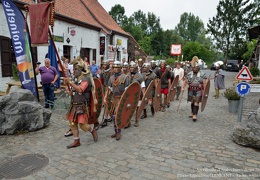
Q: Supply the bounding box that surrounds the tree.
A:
[207,0,259,60]
[108,4,126,26]
[175,12,205,43]
[131,10,148,35]
[146,12,161,35]
[121,17,144,42]
[182,42,215,63]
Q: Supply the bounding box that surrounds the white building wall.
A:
[0,4,129,92]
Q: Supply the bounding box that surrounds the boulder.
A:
[0,89,51,135]
[232,107,260,149]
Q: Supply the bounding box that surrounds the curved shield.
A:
[88,78,103,124]
[106,89,113,117]
[201,78,210,112]
[154,79,161,112]
[136,79,155,119]
[169,75,179,102]
[115,82,141,129]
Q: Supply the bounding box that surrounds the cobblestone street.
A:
[0,70,260,180]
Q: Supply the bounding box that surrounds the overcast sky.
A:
[98,0,220,30]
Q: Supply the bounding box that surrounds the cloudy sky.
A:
[98,0,220,30]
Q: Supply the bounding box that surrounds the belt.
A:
[189,86,202,90]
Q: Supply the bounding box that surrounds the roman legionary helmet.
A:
[101,59,109,70]
[143,63,151,72]
[123,62,129,68]
[113,60,122,71]
[129,61,138,73]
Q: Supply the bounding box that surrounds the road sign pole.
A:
[237,96,244,122]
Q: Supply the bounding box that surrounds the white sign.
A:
[170,44,182,56]
[249,84,260,92]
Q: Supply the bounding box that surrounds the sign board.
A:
[235,66,253,81]
[249,84,260,92]
[170,44,182,56]
[70,30,76,36]
[236,82,250,96]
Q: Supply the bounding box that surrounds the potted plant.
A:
[223,86,240,113]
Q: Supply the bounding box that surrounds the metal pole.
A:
[238,96,244,122]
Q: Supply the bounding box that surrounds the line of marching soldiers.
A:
[63,56,209,148]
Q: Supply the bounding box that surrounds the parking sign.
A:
[236,82,250,96]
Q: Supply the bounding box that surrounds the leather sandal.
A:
[107,118,113,122]
[64,129,73,137]
[91,129,98,142]
[116,133,121,141]
[67,139,80,149]
[100,121,107,128]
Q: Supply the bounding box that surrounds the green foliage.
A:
[182,42,215,63]
[12,63,19,81]
[249,67,260,77]
[175,12,205,43]
[207,0,259,60]
[242,39,258,61]
[108,4,126,26]
[223,86,240,100]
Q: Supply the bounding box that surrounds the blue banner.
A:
[2,0,39,100]
[47,39,60,88]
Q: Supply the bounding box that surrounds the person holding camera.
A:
[35,58,58,109]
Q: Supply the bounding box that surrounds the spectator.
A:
[35,58,58,109]
[90,60,99,78]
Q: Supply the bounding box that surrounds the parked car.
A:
[226,60,239,72]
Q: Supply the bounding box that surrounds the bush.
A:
[12,63,19,81]
[223,87,240,100]
[223,86,240,100]
[249,67,260,77]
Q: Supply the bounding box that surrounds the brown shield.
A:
[168,75,179,102]
[106,88,113,117]
[201,78,210,112]
[115,82,141,129]
[154,79,161,112]
[88,78,103,124]
[136,79,155,119]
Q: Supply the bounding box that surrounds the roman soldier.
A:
[181,63,207,122]
[100,59,113,128]
[158,60,172,112]
[137,58,144,73]
[140,63,157,118]
[151,60,160,77]
[126,61,145,127]
[64,57,98,149]
[104,61,130,140]
[122,62,129,75]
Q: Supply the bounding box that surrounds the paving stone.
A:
[1,70,260,179]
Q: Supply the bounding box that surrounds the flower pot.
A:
[228,100,240,113]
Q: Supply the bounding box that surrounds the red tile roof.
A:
[81,0,129,36]
[17,0,128,37]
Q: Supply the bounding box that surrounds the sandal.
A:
[64,129,73,137]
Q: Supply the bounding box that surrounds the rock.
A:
[232,107,260,149]
[0,89,51,135]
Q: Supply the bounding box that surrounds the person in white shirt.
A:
[172,62,184,100]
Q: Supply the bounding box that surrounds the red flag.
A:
[28,2,51,46]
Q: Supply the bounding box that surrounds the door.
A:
[0,36,15,77]
[80,48,90,63]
